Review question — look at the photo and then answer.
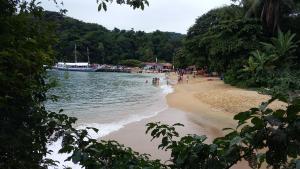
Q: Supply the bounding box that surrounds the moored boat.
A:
[53,45,97,72]
[53,62,97,72]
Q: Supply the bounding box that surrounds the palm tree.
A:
[245,0,299,33]
[261,30,299,67]
[244,50,270,75]
[244,31,299,74]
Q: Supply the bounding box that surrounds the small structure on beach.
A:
[143,62,163,71]
[162,63,172,70]
[143,62,173,72]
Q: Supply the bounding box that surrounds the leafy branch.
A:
[97,0,149,11]
[146,97,300,169]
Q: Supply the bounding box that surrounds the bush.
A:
[119,59,143,67]
[147,96,300,169]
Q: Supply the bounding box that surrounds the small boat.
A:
[53,44,97,72]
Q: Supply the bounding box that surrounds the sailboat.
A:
[53,45,97,72]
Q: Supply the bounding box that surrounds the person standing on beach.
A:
[186,75,189,84]
[166,76,170,85]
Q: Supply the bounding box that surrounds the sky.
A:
[40,0,233,34]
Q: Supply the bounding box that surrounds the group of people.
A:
[145,66,223,87]
[146,77,160,86]
[177,73,189,84]
[152,77,160,86]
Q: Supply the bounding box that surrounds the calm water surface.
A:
[47,71,170,137]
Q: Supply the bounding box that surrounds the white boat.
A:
[53,62,96,72]
[53,45,97,72]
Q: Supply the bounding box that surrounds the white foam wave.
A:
[76,108,166,139]
[160,84,174,95]
[47,107,168,169]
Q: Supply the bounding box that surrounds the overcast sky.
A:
[40,0,233,34]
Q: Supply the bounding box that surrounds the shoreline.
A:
[103,74,285,167]
[103,107,207,161]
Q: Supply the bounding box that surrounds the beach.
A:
[104,74,285,168]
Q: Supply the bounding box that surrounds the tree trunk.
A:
[261,0,280,34]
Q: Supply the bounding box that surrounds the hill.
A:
[44,11,184,64]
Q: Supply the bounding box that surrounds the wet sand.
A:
[103,108,208,162]
[103,75,285,168]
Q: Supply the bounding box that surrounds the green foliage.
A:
[44,11,183,64]
[97,0,149,11]
[184,2,300,89]
[119,59,142,67]
[0,1,61,168]
[184,5,264,72]
[187,5,245,38]
[174,48,190,69]
[260,31,299,68]
[201,19,263,72]
[241,0,300,33]
[239,30,300,93]
[241,50,271,86]
[224,59,256,88]
[147,97,300,169]
[56,127,165,169]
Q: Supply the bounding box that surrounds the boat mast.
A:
[87,47,90,64]
[74,43,77,63]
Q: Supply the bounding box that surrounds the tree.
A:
[242,31,300,89]
[241,0,300,33]
[185,5,264,72]
[119,59,142,67]
[97,42,105,64]
[0,1,69,168]
[261,30,299,68]
[97,0,149,11]
[244,50,269,75]
[45,11,184,64]
[174,48,190,69]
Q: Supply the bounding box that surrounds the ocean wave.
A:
[76,107,167,139]
[160,84,174,95]
[47,107,168,169]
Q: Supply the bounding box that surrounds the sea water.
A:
[46,71,173,168]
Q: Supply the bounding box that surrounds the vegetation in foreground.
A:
[0,0,299,169]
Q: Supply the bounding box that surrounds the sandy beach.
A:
[104,74,285,168]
